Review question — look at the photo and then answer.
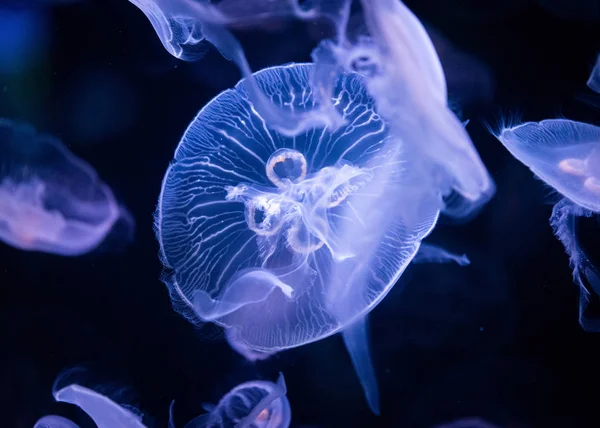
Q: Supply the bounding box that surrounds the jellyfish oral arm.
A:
[342,316,380,415]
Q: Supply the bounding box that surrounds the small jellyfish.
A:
[34,383,146,428]
[156,63,449,414]
[171,373,291,428]
[34,416,80,428]
[0,119,132,255]
[493,118,600,330]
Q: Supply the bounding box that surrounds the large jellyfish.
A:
[156,62,448,414]
[34,383,146,428]
[0,119,132,255]
[145,0,491,415]
[170,373,291,428]
[493,60,600,331]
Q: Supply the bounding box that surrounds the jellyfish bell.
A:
[34,415,80,428]
[0,119,133,256]
[156,62,459,414]
[174,373,291,428]
[35,369,146,428]
[495,119,600,213]
[51,383,146,428]
[493,117,600,331]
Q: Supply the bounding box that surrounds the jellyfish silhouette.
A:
[34,383,146,428]
[170,373,291,428]
[0,119,132,255]
[493,113,600,330]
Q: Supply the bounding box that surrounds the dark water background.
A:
[1,0,599,427]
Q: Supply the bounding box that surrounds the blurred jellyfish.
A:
[588,54,600,94]
[52,384,146,428]
[34,375,146,428]
[0,119,133,255]
[493,118,600,330]
[171,373,291,428]
[34,416,80,428]
[434,418,501,428]
[0,7,48,75]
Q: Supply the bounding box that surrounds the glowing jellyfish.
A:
[156,62,449,414]
[143,0,489,415]
[34,383,146,428]
[171,373,291,428]
[34,416,80,428]
[0,119,132,255]
[494,118,600,330]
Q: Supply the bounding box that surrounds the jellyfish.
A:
[149,0,490,415]
[34,416,80,428]
[171,373,291,428]
[493,118,600,330]
[33,383,146,428]
[156,61,467,414]
[0,119,132,255]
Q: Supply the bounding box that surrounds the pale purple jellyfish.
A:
[170,373,291,428]
[492,61,600,330]
[134,0,492,415]
[0,119,132,255]
[34,380,146,428]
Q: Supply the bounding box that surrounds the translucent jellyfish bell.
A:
[156,63,443,414]
[34,382,146,428]
[496,119,600,213]
[52,383,146,428]
[34,415,80,428]
[494,118,600,330]
[172,373,291,428]
[0,119,131,255]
